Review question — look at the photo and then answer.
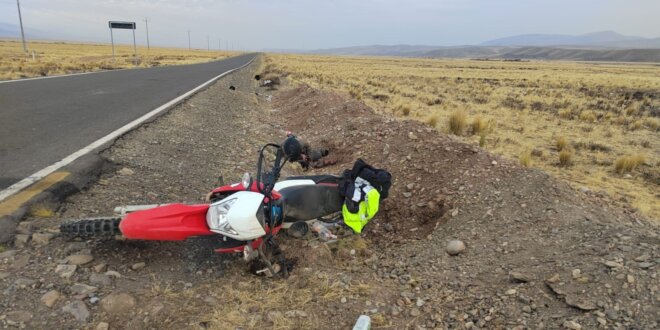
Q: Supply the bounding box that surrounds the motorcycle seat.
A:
[283,174,341,184]
[279,184,343,222]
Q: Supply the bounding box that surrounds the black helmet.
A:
[282,136,303,161]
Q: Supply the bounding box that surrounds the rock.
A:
[564,295,597,311]
[118,167,134,176]
[63,242,87,255]
[62,300,90,322]
[70,283,98,295]
[284,310,308,318]
[93,263,107,273]
[55,264,77,279]
[131,262,146,270]
[90,273,112,287]
[341,297,347,303]
[15,278,36,288]
[31,233,55,245]
[203,296,219,304]
[105,270,122,278]
[410,308,421,317]
[505,289,517,295]
[6,310,33,324]
[510,271,533,283]
[522,305,532,313]
[0,272,9,280]
[604,261,622,268]
[571,269,581,278]
[596,317,607,326]
[546,273,560,283]
[90,297,100,304]
[14,234,30,247]
[67,254,94,265]
[15,222,33,235]
[416,299,425,307]
[563,320,581,329]
[638,262,653,269]
[446,240,466,256]
[0,250,18,259]
[266,311,283,322]
[627,275,635,283]
[491,160,498,166]
[605,309,618,320]
[101,293,136,315]
[634,254,650,262]
[41,290,60,308]
[96,322,110,330]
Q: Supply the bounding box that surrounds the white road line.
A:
[0,55,257,202]
[0,68,134,84]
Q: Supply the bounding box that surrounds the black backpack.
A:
[339,159,392,212]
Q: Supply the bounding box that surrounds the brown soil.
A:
[0,56,658,330]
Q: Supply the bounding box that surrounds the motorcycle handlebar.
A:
[256,143,286,197]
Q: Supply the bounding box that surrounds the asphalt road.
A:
[0,53,256,190]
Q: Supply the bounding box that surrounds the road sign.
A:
[108,21,137,65]
[109,21,136,30]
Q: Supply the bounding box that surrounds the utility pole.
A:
[226,40,228,51]
[143,17,150,49]
[207,35,210,51]
[187,30,191,50]
[16,0,27,53]
[218,39,221,50]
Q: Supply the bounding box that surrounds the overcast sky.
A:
[1,0,658,50]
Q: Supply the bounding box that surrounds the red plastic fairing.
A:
[119,204,213,241]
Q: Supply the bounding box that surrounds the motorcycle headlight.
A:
[207,198,238,235]
[241,172,251,189]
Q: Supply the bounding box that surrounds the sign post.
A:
[108,21,137,66]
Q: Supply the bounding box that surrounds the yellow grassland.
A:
[0,39,239,80]
[265,54,660,220]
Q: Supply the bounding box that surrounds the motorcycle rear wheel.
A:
[60,217,122,238]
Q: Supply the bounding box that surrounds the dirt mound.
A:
[274,85,517,245]
[271,84,659,329]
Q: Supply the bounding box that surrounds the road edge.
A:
[0,53,259,244]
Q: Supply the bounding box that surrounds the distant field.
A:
[0,39,238,80]
[267,54,660,219]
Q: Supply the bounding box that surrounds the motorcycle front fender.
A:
[119,203,213,240]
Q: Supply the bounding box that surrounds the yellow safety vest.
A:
[342,188,380,233]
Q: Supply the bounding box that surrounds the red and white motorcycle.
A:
[61,136,344,276]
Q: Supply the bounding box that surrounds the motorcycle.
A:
[60,136,344,276]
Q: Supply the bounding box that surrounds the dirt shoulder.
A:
[0,56,658,330]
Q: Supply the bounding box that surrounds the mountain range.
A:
[287,31,660,63]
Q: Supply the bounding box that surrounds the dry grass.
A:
[471,116,488,135]
[426,113,440,127]
[447,110,467,135]
[615,154,646,174]
[559,150,573,167]
[556,137,569,151]
[267,53,660,219]
[519,150,533,167]
[0,39,239,80]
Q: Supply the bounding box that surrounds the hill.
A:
[481,31,660,48]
